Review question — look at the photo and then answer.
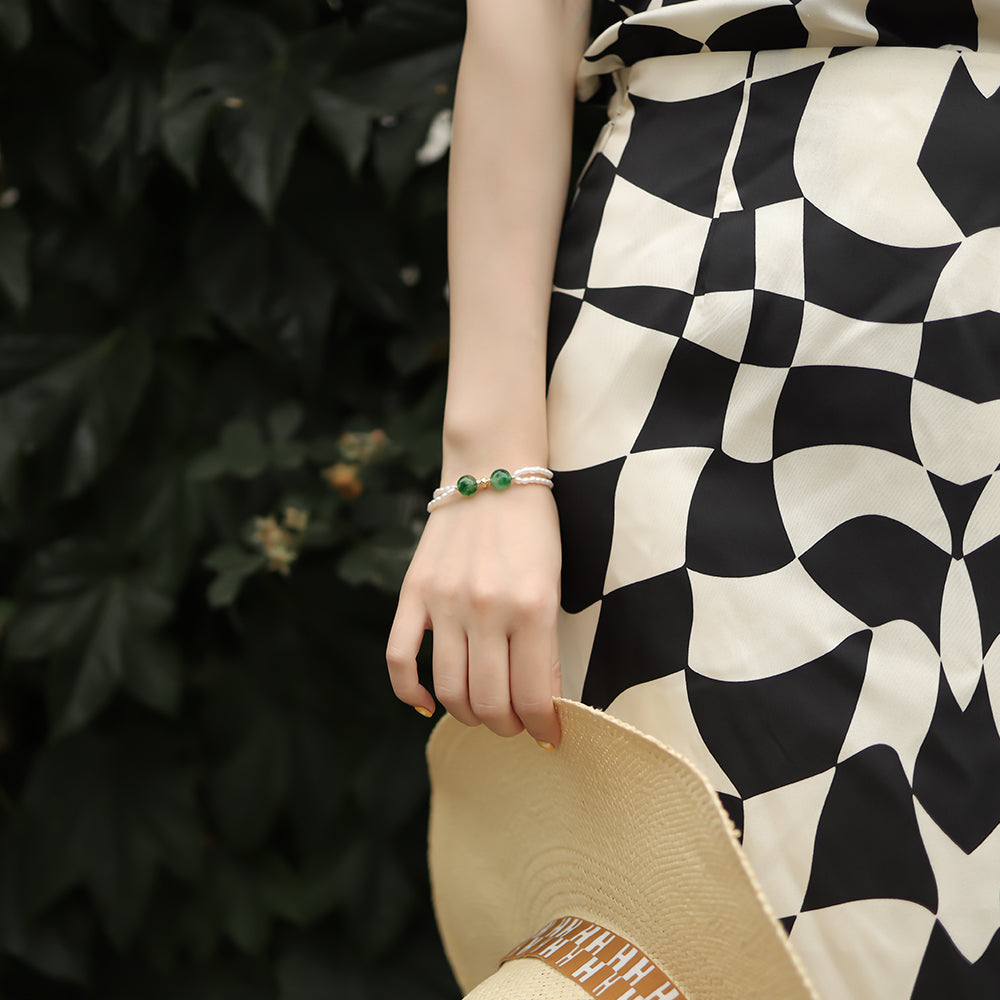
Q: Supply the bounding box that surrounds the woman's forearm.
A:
[441,0,591,481]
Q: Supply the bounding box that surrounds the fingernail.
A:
[536,740,555,752]
[415,705,434,719]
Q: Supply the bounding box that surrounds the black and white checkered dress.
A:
[546,3,1000,997]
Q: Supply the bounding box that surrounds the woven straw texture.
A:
[427,699,819,1000]
[465,960,591,1000]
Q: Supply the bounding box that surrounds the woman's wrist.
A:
[440,417,548,485]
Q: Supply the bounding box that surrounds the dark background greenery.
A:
[0,1,608,996]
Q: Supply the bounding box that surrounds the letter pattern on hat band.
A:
[501,917,688,1000]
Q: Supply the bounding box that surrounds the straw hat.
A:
[427,698,820,1000]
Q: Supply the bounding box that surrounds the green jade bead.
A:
[490,468,512,491]
[456,474,479,497]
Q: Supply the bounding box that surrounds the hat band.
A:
[501,916,689,1000]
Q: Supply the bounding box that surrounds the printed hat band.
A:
[503,916,689,1000]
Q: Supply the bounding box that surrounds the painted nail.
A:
[536,740,555,752]
[414,705,434,719]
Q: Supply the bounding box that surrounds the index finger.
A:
[386,590,436,718]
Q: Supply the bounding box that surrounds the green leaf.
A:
[203,544,267,607]
[74,47,162,206]
[0,209,31,310]
[203,853,272,956]
[122,453,206,593]
[309,89,371,176]
[0,326,153,509]
[61,326,154,499]
[189,200,335,381]
[337,526,417,592]
[371,98,449,197]
[219,418,268,477]
[328,43,460,117]
[0,829,93,984]
[46,0,98,43]
[281,150,409,322]
[162,10,333,217]
[122,634,183,717]
[266,400,304,443]
[6,537,175,735]
[18,724,203,948]
[0,0,30,49]
[204,669,292,852]
[104,0,171,42]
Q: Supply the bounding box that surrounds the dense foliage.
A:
[0,0,606,996]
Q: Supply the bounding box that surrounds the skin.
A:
[386,0,593,747]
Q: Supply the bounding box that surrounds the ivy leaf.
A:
[266,400,304,442]
[0,326,153,509]
[0,0,30,49]
[6,537,176,736]
[327,43,460,117]
[17,724,203,948]
[202,544,267,607]
[189,417,269,482]
[309,89,371,177]
[0,209,31,310]
[103,0,171,42]
[45,0,97,43]
[202,659,347,854]
[77,48,161,204]
[122,634,183,718]
[371,98,449,197]
[189,200,335,382]
[203,667,292,853]
[162,10,333,218]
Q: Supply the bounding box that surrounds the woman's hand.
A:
[386,484,562,747]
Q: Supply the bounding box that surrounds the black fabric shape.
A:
[912,922,1000,999]
[687,633,871,799]
[803,201,958,323]
[773,366,919,462]
[779,915,796,935]
[732,63,822,210]
[581,568,693,709]
[584,285,692,336]
[686,452,796,577]
[616,87,747,217]
[917,313,1000,404]
[632,339,739,452]
[717,792,744,843]
[867,0,978,50]
[742,291,803,367]
[554,458,625,615]
[928,473,990,559]
[597,23,702,66]
[918,59,1000,237]
[707,7,809,51]
[800,516,951,649]
[802,745,938,912]
[695,210,756,294]
[553,154,617,290]
[966,534,1000,654]
[546,292,582,389]
[914,670,1000,854]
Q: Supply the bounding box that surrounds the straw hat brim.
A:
[427,698,819,1000]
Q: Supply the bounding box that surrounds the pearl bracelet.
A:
[427,466,554,513]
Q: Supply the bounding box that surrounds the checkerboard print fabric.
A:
[546,7,1000,999]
